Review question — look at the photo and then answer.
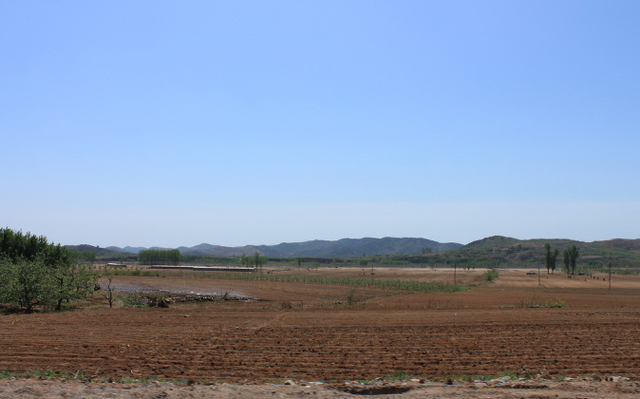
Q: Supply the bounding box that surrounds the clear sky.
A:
[1,1,639,248]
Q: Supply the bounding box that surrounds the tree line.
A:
[138,249,181,265]
[0,228,98,312]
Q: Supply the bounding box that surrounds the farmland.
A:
[1,266,640,397]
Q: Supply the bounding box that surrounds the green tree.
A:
[0,256,51,312]
[563,245,580,274]
[544,243,559,274]
[544,243,552,274]
[563,249,571,274]
[138,249,181,265]
[550,248,559,274]
[253,251,266,273]
[50,258,97,311]
[0,228,98,312]
[568,245,579,274]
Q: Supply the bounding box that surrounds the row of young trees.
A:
[0,228,98,312]
[544,243,580,274]
[240,252,267,272]
[138,249,181,265]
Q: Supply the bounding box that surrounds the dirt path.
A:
[1,377,639,399]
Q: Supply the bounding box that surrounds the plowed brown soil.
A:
[1,268,639,389]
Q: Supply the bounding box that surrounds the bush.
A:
[482,269,500,283]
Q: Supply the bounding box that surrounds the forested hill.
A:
[435,235,640,268]
[254,237,462,257]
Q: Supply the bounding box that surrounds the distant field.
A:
[1,266,640,383]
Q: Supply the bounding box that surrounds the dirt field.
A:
[1,267,639,398]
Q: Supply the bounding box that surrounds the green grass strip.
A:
[202,272,463,293]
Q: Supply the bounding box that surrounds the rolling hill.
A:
[66,236,640,268]
[71,237,462,257]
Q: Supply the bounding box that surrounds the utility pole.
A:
[453,263,457,285]
[538,262,541,286]
[608,262,612,291]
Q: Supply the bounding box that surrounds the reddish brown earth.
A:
[1,268,639,398]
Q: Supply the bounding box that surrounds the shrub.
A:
[482,269,500,283]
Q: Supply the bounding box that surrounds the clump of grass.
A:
[41,368,59,378]
[122,294,169,308]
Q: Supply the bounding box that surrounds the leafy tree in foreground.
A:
[0,228,98,312]
[0,256,51,312]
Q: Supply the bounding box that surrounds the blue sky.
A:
[1,1,639,248]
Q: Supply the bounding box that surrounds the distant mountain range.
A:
[67,237,462,257]
[65,235,640,266]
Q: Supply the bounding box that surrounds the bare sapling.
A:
[105,276,115,308]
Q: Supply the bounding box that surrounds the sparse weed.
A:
[498,371,521,380]
[428,299,461,309]
[42,368,59,378]
[544,298,566,308]
[346,289,356,306]
[384,371,411,381]
[517,293,567,309]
